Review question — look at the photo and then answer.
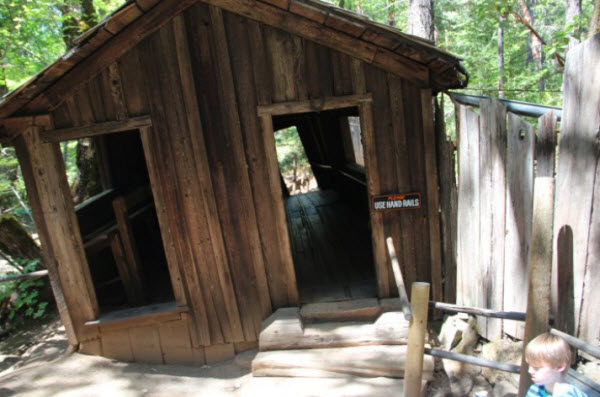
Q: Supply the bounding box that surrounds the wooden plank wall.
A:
[456,101,535,341]
[553,33,600,356]
[47,3,439,353]
[80,312,253,365]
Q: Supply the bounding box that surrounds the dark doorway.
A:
[273,107,376,304]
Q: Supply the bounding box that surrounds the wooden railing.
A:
[386,236,600,396]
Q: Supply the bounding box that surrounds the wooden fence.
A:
[450,33,600,352]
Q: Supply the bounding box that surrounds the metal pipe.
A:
[448,92,562,121]
[424,347,521,373]
[550,328,600,360]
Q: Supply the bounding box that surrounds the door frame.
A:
[257,93,385,301]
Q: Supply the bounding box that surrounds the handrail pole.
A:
[385,237,412,321]
[403,282,430,396]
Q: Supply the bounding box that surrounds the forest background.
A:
[0,0,598,324]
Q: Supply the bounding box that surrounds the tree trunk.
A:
[407,0,434,41]
[591,0,600,36]
[498,14,506,98]
[518,0,544,90]
[566,0,582,52]
[0,215,43,268]
[73,137,103,204]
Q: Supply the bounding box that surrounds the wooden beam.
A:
[14,126,99,344]
[18,0,199,115]
[420,89,443,307]
[41,115,152,142]
[0,115,52,142]
[350,59,388,298]
[200,0,429,85]
[257,94,372,116]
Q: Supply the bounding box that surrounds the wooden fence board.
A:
[479,98,507,339]
[553,33,600,343]
[503,113,534,339]
[563,34,600,354]
[456,105,480,307]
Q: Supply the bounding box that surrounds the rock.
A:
[480,338,522,387]
[439,314,470,351]
[449,374,474,396]
[442,315,481,377]
[577,360,600,384]
[491,380,518,397]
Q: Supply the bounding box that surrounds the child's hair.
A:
[525,333,571,369]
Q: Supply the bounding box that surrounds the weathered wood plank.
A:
[137,30,213,346]
[15,126,99,342]
[518,177,555,395]
[456,105,480,307]
[158,319,198,365]
[209,6,271,339]
[479,98,507,339]
[108,233,144,305]
[434,96,457,303]
[350,59,388,298]
[173,12,245,343]
[253,345,434,379]
[13,129,79,346]
[386,75,417,297]
[421,89,443,306]
[264,26,301,102]
[536,111,557,178]
[555,34,600,352]
[401,83,430,286]
[156,21,232,345]
[102,329,133,361]
[40,116,152,142]
[504,113,534,340]
[258,94,372,116]
[225,12,297,309]
[112,197,146,304]
[129,325,163,364]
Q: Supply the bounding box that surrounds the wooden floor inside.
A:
[285,189,376,304]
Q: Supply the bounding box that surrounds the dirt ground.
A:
[0,311,411,397]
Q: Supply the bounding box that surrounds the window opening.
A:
[62,131,173,314]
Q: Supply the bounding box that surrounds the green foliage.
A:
[274,127,310,174]
[0,0,126,92]
[0,259,48,320]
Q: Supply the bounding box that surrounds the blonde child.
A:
[525,333,587,396]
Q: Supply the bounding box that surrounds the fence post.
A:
[518,176,555,395]
[403,282,430,396]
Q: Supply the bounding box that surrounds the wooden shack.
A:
[0,0,467,364]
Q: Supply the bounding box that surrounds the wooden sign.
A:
[372,193,421,212]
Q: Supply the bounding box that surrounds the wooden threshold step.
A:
[260,308,410,351]
[252,345,434,379]
[300,298,381,323]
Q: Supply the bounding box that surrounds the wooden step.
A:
[260,308,409,351]
[299,298,381,323]
[252,345,434,379]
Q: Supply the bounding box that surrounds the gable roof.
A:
[0,0,468,128]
